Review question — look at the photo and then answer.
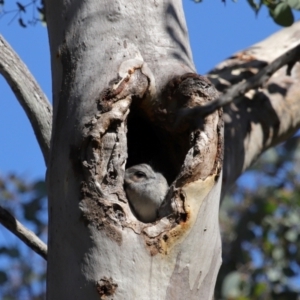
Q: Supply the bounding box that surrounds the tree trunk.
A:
[46,0,223,299]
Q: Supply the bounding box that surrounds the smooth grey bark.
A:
[0,0,299,297]
[0,35,52,165]
[179,43,300,120]
[0,35,49,259]
[46,0,222,299]
[214,22,300,195]
[0,205,47,260]
[44,0,300,298]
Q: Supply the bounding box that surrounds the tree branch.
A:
[0,34,52,166]
[209,21,300,196]
[176,42,300,126]
[0,205,47,260]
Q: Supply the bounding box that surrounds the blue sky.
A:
[0,1,297,180]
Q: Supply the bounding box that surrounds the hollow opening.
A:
[126,102,186,184]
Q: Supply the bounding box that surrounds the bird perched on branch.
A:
[124,164,168,223]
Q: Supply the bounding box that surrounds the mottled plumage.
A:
[124,164,168,223]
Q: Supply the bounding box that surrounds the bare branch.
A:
[0,34,52,166]
[209,21,300,196]
[176,43,300,126]
[0,205,47,260]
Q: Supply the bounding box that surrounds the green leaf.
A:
[23,198,41,221]
[0,247,20,258]
[16,2,26,12]
[264,202,277,214]
[9,174,30,193]
[283,266,296,277]
[33,180,47,198]
[37,6,44,14]
[262,0,277,8]
[266,267,282,282]
[270,2,294,26]
[221,271,251,298]
[18,18,27,28]
[247,0,261,13]
[0,271,7,284]
[253,282,268,297]
[285,229,298,242]
[272,247,284,260]
[287,0,300,10]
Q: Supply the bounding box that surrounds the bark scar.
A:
[79,59,155,243]
[96,277,118,300]
[79,68,223,256]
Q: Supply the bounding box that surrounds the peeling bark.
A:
[209,22,300,195]
[79,64,223,258]
[44,0,300,298]
[46,0,223,298]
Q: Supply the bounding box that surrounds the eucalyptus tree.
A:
[1,0,300,299]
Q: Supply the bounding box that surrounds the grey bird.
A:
[124,164,168,223]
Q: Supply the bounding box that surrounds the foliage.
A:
[0,174,47,299]
[0,0,45,27]
[1,0,300,27]
[216,136,300,300]
[1,1,300,297]
[2,140,300,299]
[258,0,300,26]
[193,0,300,26]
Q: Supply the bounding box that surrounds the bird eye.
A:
[134,171,146,178]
